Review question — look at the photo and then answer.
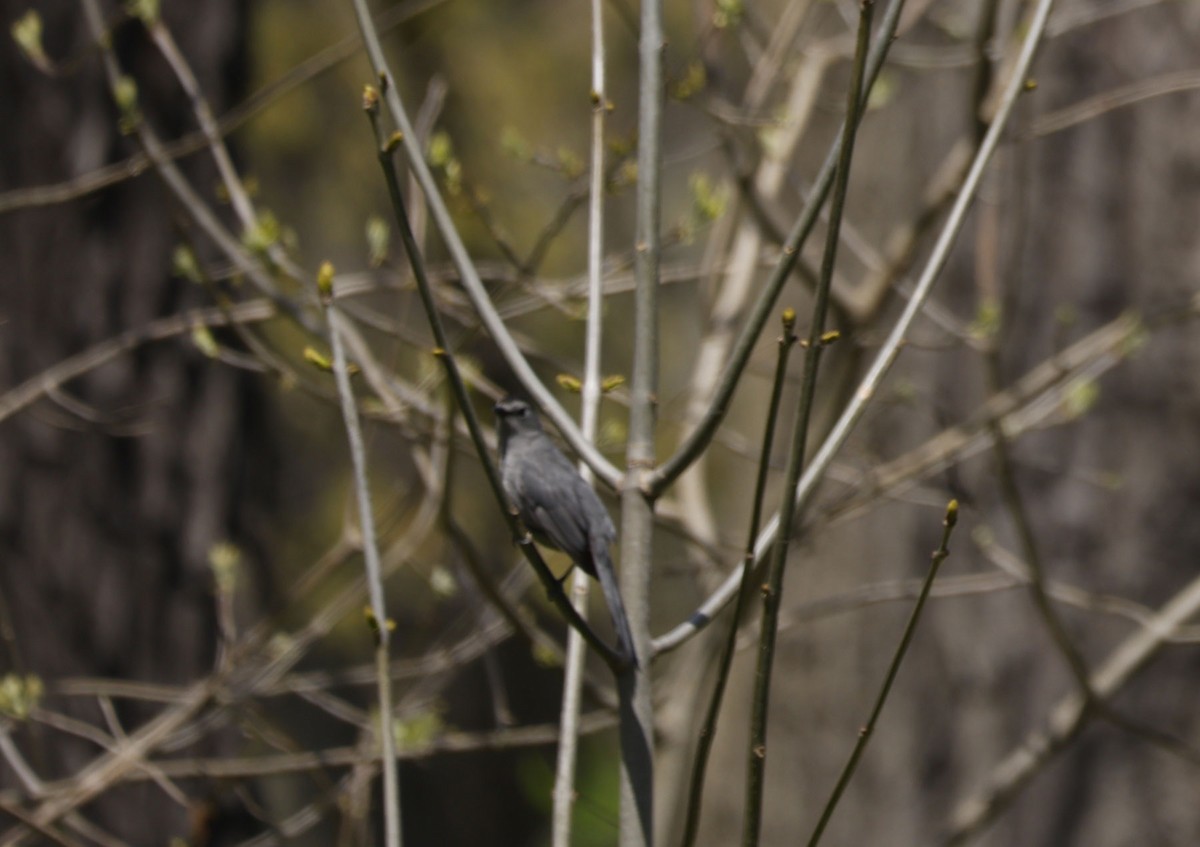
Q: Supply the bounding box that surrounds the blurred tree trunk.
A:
[0,1,272,842]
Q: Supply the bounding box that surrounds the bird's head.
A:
[494,396,543,444]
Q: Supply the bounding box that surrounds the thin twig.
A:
[974,533,1200,643]
[552,0,611,839]
[144,17,256,226]
[0,802,82,847]
[742,5,874,842]
[987,420,1097,690]
[806,501,959,846]
[681,311,797,847]
[324,303,402,847]
[43,713,619,784]
[0,301,274,424]
[0,680,213,845]
[943,572,1200,845]
[1029,68,1200,136]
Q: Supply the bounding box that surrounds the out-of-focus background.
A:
[2,0,1200,844]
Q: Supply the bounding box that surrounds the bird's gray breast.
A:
[501,432,610,560]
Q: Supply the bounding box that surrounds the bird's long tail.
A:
[591,539,637,667]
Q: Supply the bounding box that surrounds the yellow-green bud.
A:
[556,374,583,393]
[362,84,380,113]
[317,260,335,301]
[781,307,796,333]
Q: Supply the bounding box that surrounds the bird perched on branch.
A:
[494,397,636,665]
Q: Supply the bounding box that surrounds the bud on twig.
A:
[781,307,796,334]
[362,84,380,114]
[317,260,335,304]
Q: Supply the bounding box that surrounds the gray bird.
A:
[495,397,636,664]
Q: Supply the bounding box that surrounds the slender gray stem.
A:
[614,0,664,842]
[806,501,958,847]
[742,5,874,841]
[326,307,402,847]
[680,311,797,847]
[552,2,610,840]
[145,20,256,227]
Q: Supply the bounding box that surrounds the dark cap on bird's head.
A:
[494,396,531,418]
[495,396,541,428]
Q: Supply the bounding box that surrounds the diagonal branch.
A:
[942,572,1200,845]
[649,0,909,495]
[363,99,625,671]
[652,0,1061,656]
[347,0,621,489]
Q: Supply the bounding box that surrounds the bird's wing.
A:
[520,469,592,563]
